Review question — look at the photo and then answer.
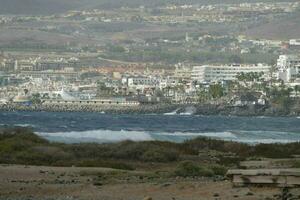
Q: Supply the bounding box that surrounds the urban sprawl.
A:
[0,1,300,115]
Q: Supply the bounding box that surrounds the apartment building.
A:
[192,64,271,83]
[277,55,300,82]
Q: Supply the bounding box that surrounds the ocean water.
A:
[0,111,300,144]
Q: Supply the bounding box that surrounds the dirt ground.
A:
[0,165,299,200]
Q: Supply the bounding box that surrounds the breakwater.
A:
[0,103,178,114]
[0,102,293,116]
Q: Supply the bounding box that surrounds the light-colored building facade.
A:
[289,39,300,47]
[174,63,192,79]
[127,77,160,89]
[277,55,300,83]
[192,64,271,83]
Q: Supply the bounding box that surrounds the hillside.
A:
[245,9,300,39]
[0,0,297,15]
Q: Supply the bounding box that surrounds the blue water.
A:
[0,111,300,144]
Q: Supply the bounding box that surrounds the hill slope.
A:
[0,0,297,15]
[245,10,300,39]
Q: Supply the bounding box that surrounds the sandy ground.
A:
[0,165,299,200]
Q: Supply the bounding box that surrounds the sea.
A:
[0,111,300,144]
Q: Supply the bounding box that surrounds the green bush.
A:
[292,161,300,168]
[209,165,227,176]
[76,159,135,170]
[174,161,214,177]
[141,148,179,162]
[2,127,300,170]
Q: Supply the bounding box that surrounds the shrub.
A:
[292,160,300,168]
[108,141,148,160]
[174,161,214,177]
[76,159,135,170]
[209,165,228,176]
[141,148,179,162]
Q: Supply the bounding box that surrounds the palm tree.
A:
[294,85,300,97]
[136,89,141,96]
[209,84,224,99]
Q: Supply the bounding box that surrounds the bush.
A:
[3,127,300,170]
[76,159,135,170]
[141,148,179,162]
[292,160,300,168]
[209,165,227,176]
[174,161,214,177]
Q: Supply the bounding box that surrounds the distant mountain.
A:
[0,0,298,15]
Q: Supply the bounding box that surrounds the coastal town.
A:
[2,1,300,200]
[0,51,300,115]
[0,1,299,115]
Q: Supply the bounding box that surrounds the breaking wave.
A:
[36,129,300,144]
[36,129,154,143]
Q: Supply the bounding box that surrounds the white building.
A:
[127,77,160,89]
[277,55,300,83]
[289,39,300,46]
[192,64,271,83]
[174,63,192,79]
[159,78,178,89]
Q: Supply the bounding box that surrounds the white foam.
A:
[36,129,238,143]
[232,138,300,144]
[163,112,177,116]
[15,124,36,127]
[36,129,154,142]
[35,129,300,144]
[158,131,237,138]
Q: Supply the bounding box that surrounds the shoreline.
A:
[0,103,298,117]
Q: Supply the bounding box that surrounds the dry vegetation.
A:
[2,127,300,199]
[1,127,300,175]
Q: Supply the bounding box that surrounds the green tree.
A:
[31,93,41,104]
[294,85,300,97]
[209,84,224,99]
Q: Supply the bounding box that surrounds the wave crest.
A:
[36,129,300,144]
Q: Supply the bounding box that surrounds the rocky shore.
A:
[0,102,297,116]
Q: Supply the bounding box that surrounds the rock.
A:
[161,183,171,187]
[213,193,219,197]
[246,192,254,196]
[93,181,103,186]
[143,196,152,200]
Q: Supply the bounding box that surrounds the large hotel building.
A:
[192,64,271,83]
